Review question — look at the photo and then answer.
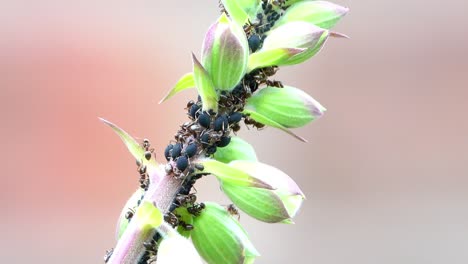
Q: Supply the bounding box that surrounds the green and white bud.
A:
[213,137,258,163]
[275,1,349,30]
[247,47,305,72]
[202,13,249,91]
[221,161,305,223]
[261,21,329,65]
[192,53,219,112]
[157,223,203,264]
[242,109,307,142]
[244,86,326,128]
[200,159,273,189]
[191,202,259,264]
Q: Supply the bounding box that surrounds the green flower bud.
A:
[244,86,326,128]
[283,0,304,7]
[201,159,273,189]
[191,202,259,264]
[243,109,307,142]
[247,47,305,72]
[192,53,219,112]
[202,13,249,91]
[261,21,329,65]
[213,137,258,163]
[221,0,261,26]
[275,1,349,30]
[221,161,305,223]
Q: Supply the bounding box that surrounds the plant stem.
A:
[107,167,183,264]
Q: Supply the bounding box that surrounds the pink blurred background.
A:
[1,1,467,263]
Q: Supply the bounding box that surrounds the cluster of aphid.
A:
[245,0,289,53]
[106,2,288,262]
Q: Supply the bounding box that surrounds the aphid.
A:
[125,208,135,220]
[213,115,229,131]
[171,143,182,158]
[217,136,231,148]
[198,112,211,128]
[187,203,206,216]
[189,104,200,119]
[248,34,261,52]
[164,144,173,161]
[104,248,114,263]
[184,143,198,158]
[228,112,243,124]
[200,133,211,146]
[206,145,217,155]
[176,156,189,172]
[194,163,205,171]
[227,204,240,220]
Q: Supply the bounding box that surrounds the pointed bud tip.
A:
[330,31,350,39]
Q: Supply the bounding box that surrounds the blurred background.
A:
[1,1,467,263]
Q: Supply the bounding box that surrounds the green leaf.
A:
[242,109,308,142]
[159,72,195,104]
[213,137,257,163]
[247,48,304,72]
[192,53,219,112]
[99,118,158,170]
[199,159,273,189]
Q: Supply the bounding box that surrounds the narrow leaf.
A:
[192,53,219,112]
[159,72,195,104]
[99,118,158,170]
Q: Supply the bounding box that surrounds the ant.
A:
[142,139,155,161]
[227,204,240,221]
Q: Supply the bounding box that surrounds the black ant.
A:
[227,204,240,220]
